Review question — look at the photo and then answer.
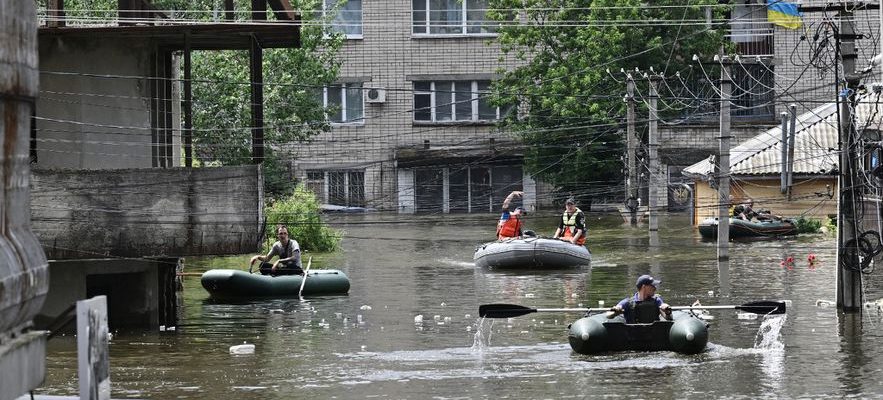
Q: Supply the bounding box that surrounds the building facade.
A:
[284,0,549,214]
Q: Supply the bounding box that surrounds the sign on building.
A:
[77,296,110,400]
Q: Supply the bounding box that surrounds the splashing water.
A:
[754,314,787,350]
[471,317,494,351]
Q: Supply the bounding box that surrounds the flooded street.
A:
[39,213,883,398]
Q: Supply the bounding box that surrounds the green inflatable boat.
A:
[568,311,709,354]
[200,269,350,299]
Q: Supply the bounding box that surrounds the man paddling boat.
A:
[608,275,672,323]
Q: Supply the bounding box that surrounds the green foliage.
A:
[264,184,342,252]
[795,216,822,234]
[486,0,730,200]
[824,215,837,236]
[189,0,344,198]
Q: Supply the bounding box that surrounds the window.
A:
[324,0,362,38]
[324,83,364,124]
[306,170,365,207]
[413,80,501,123]
[412,0,496,35]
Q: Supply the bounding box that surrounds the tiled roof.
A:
[683,93,883,178]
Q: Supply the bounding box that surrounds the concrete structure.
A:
[282,0,547,214]
[29,1,299,329]
[30,167,263,260]
[1,1,49,398]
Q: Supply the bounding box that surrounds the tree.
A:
[189,0,343,199]
[487,0,728,202]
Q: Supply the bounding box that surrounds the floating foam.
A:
[816,299,835,308]
[229,343,255,354]
[737,312,757,320]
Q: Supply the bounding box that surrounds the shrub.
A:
[795,216,822,234]
[264,184,342,252]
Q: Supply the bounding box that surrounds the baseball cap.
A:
[636,275,661,289]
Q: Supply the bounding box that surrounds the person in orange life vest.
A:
[553,197,586,245]
[497,191,525,240]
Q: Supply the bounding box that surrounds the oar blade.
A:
[737,301,787,315]
[478,304,537,319]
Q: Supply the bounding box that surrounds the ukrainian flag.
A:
[767,0,802,29]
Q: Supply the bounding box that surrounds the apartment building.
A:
[284,0,547,214]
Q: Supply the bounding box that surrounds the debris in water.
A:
[229,342,255,355]
[571,293,578,298]
[816,299,835,308]
[737,312,757,320]
[525,293,536,298]
[433,315,441,321]
[414,315,424,324]
[269,309,285,314]
[440,302,447,307]
[597,301,604,307]
[464,314,471,318]
[159,325,166,332]
[360,305,372,310]
[707,290,714,296]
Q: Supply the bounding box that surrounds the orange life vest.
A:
[497,216,522,240]
[561,208,586,245]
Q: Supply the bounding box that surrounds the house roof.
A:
[682,93,883,178]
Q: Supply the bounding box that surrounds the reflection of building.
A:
[285,0,550,213]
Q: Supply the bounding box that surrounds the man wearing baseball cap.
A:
[607,275,672,323]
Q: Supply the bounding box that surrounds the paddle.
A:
[298,256,312,298]
[478,301,786,319]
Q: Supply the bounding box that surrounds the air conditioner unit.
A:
[365,87,387,103]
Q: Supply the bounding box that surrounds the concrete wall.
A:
[692,176,838,225]
[36,259,171,329]
[37,35,180,169]
[30,166,262,259]
[281,1,529,212]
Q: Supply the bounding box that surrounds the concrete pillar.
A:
[0,0,50,398]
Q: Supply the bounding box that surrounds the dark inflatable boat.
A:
[200,269,350,299]
[698,217,798,239]
[568,311,709,355]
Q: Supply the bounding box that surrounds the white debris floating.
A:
[360,305,372,310]
[414,314,424,324]
[230,343,255,355]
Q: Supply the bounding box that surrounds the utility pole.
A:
[799,3,864,312]
[779,111,789,194]
[648,75,660,241]
[836,8,863,311]
[718,59,732,262]
[626,75,638,226]
[787,104,797,201]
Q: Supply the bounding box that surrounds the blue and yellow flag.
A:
[767,0,802,29]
